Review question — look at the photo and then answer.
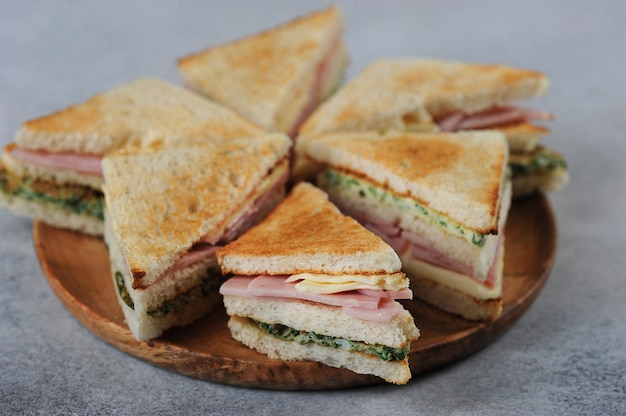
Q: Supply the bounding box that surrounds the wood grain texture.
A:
[32,193,556,390]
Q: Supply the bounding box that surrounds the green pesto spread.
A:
[255,320,409,362]
[509,148,568,178]
[115,271,134,309]
[319,168,487,247]
[0,167,104,220]
[114,266,224,317]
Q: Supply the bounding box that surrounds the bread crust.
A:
[178,6,344,132]
[216,182,402,276]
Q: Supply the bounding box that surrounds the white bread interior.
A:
[406,273,502,321]
[228,315,412,385]
[222,295,418,349]
[319,172,507,281]
[399,183,510,321]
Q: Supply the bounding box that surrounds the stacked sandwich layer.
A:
[217,182,420,384]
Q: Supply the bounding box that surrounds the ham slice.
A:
[483,236,504,288]
[9,147,103,176]
[343,298,401,322]
[219,275,404,322]
[286,35,345,138]
[356,288,412,299]
[341,206,483,280]
[160,243,221,278]
[436,104,554,132]
[346,206,473,277]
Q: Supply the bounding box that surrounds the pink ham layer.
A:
[347,210,502,288]
[9,147,103,176]
[435,104,554,132]
[220,275,413,323]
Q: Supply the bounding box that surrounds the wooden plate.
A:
[33,193,556,390]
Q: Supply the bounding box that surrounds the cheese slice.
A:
[286,272,408,294]
[400,248,504,300]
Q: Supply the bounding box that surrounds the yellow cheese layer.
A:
[286,272,408,294]
[399,248,504,300]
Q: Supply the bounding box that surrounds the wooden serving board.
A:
[33,193,556,390]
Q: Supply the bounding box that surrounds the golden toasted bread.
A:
[103,133,291,289]
[216,182,402,276]
[15,78,265,155]
[306,130,509,234]
[177,6,346,134]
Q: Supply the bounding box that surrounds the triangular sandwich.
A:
[177,6,348,137]
[217,182,420,385]
[306,130,512,321]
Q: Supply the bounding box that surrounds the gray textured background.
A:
[1,1,625,415]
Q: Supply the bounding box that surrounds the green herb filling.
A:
[255,320,409,362]
[114,266,224,317]
[509,149,568,177]
[320,168,487,247]
[0,168,104,220]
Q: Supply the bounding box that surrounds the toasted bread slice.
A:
[299,58,548,138]
[217,182,402,276]
[2,144,104,190]
[227,313,413,385]
[103,133,291,289]
[177,6,347,135]
[306,130,509,234]
[15,78,265,155]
